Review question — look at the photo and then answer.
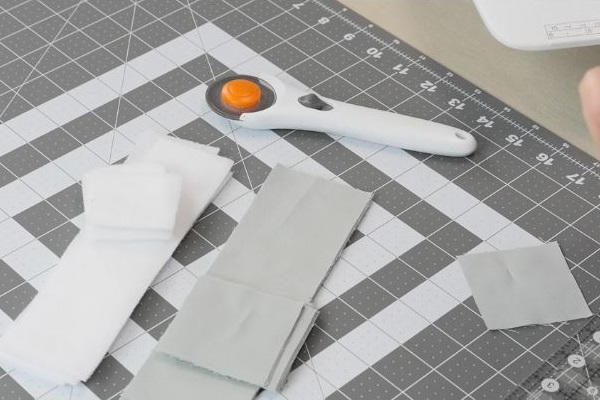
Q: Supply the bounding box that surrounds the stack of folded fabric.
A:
[122,166,372,400]
[0,133,233,385]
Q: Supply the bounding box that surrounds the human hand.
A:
[579,66,600,153]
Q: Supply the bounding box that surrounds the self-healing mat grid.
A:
[0,0,600,399]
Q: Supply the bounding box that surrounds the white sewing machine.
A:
[473,0,600,50]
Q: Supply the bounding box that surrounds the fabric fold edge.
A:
[154,274,307,388]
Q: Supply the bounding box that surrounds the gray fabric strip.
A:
[269,304,319,389]
[208,165,373,303]
[121,352,258,400]
[122,165,371,399]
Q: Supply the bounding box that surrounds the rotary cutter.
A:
[205,74,477,157]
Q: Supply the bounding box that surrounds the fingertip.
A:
[579,66,600,96]
[579,66,600,148]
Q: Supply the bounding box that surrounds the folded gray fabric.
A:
[122,165,371,400]
[458,242,592,330]
[156,275,313,388]
[209,165,372,303]
[122,352,258,400]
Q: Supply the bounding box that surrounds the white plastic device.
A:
[235,75,477,157]
[474,0,600,50]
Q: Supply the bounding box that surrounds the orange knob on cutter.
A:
[220,78,262,111]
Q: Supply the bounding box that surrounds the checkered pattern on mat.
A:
[0,0,599,399]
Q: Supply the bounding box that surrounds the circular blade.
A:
[205,74,276,120]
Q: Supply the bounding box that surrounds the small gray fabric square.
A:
[458,242,592,330]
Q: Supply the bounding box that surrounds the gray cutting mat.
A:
[507,315,600,399]
[0,0,599,399]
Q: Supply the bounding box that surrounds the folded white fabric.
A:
[83,163,183,241]
[0,134,233,385]
[123,166,372,400]
[127,130,220,160]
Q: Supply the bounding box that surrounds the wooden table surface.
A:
[338,0,600,156]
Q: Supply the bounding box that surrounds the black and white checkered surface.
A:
[0,0,599,399]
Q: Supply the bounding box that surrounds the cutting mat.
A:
[507,315,600,399]
[0,0,599,399]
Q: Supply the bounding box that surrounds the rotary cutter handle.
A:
[206,74,477,157]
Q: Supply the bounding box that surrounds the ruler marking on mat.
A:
[314,0,600,185]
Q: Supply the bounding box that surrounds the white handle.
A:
[239,77,477,157]
[312,98,476,157]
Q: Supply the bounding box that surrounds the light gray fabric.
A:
[122,353,257,400]
[156,275,305,388]
[123,165,371,399]
[210,165,372,303]
[269,304,319,389]
[458,242,592,330]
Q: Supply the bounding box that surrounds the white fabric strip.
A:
[122,166,371,399]
[0,134,233,385]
